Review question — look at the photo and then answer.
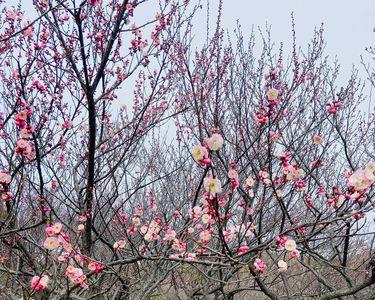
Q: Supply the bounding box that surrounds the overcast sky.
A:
[12,0,375,85]
[215,0,374,78]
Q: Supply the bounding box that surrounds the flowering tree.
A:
[0,0,374,299]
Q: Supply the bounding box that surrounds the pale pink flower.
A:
[66,266,87,287]
[365,162,375,172]
[284,239,297,251]
[270,131,279,142]
[186,253,196,260]
[192,145,208,161]
[201,213,211,224]
[0,171,11,185]
[58,235,73,252]
[140,225,148,234]
[88,261,103,273]
[171,239,185,252]
[52,222,62,234]
[163,230,176,242]
[199,230,212,243]
[113,240,126,250]
[228,169,239,179]
[278,260,288,272]
[77,224,85,232]
[203,176,222,195]
[266,88,279,101]
[348,169,374,191]
[245,176,255,188]
[206,134,223,151]
[31,275,49,291]
[192,206,203,216]
[43,237,59,250]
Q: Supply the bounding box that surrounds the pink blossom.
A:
[31,275,49,291]
[238,245,249,256]
[43,237,59,250]
[89,0,102,6]
[266,88,279,101]
[0,171,11,185]
[254,258,266,273]
[285,239,297,251]
[192,145,207,161]
[203,176,222,195]
[61,120,72,129]
[113,240,126,250]
[291,249,300,259]
[206,134,223,151]
[186,253,197,260]
[45,226,55,236]
[88,261,104,273]
[278,260,288,272]
[52,223,62,234]
[348,169,374,191]
[66,266,87,287]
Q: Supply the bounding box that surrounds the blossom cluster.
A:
[0,170,13,202]
[14,109,36,160]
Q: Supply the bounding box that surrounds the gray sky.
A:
[220,0,374,76]
[11,0,375,85]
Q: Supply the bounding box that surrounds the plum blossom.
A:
[0,171,11,185]
[366,162,375,172]
[278,260,288,272]
[89,0,102,6]
[88,261,104,273]
[199,229,212,243]
[45,226,55,236]
[171,239,186,252]
[348,168,374,191]
[66,266,88,287]
[201,213,211,224]
[276,236,288,249]
[77,224,85,232]
[238,245,249,256]
[186,253,197,260]
[187,227,195,234]
[52,223,62,234]
[206,134,223,151]
[113,239,126,250]
[31,275,49,291]
[192,145,208,161]
[203,176,222,195]
[254,258,266,273]
[284,165,304,181]
[245,176,255,188]
[285,239,297,251]
[163,229,176,242]
[43,237,60,250]
[266,88,279,101]
[228,169,239,189]
[291,249,300,259]
[270,131,279,142]
[61,120,72,129]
